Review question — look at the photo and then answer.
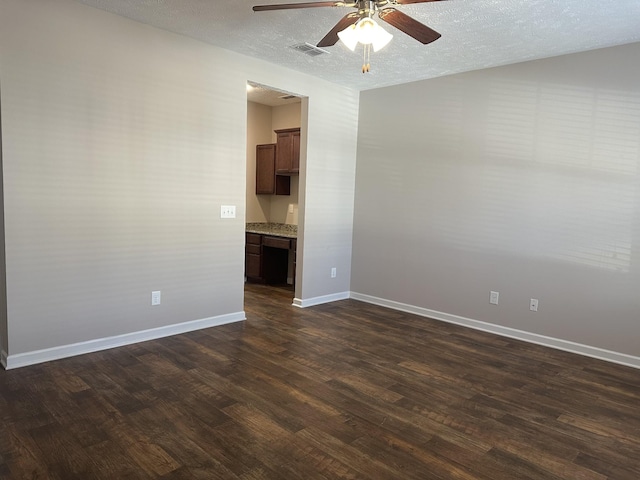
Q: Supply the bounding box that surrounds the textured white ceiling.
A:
[77,0,640,91]
[247,82,302,106]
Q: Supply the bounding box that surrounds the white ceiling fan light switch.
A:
[221,205,236,218]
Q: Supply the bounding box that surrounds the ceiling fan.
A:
[253,0,445,72]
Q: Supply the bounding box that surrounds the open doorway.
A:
[245,82,304,302]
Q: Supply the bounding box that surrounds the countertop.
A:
[246,222,297,239]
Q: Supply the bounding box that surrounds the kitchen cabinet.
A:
[255,144,275,195]
[255,143,290,195]
[245,232,296,285]
[245,233,262,280]
[275,128,300,175]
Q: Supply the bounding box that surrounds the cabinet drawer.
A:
[246,233,262,245]
[246,244,261,255]
[263,236,291,249]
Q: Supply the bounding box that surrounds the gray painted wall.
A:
[352,43,640,357]
[0,84,7,358]
[0,0,358,361]
[296,95,357,301]
[246,101,273,224]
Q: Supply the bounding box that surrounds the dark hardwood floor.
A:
[1,283,639,479]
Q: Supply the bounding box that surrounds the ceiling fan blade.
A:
[317,12,359,47]
[394,0,446,4]
[253,1,344,12]
[378,8,441,44]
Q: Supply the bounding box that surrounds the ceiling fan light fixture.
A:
[337,23,359,51]
[370,23,393,52]
[338,17,393,52]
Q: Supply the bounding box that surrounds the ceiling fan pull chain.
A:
[362,44,371,73]
[362,44,366,73]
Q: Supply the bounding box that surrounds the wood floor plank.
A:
[1,423,53,480]
[0,283,639,479]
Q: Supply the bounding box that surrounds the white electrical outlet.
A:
[331,267,337,278]
[151,291,161,306]
[288,204,294,214]
[530,298,539,312]
[490,291,499,305]
[220,205,236,219]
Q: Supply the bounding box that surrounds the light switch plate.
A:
[221,205,236,219]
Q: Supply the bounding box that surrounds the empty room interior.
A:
[1,0,640,478]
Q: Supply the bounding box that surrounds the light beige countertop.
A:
[246,222,297,239]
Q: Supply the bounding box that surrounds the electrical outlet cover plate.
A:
[530,298,539,312]
[151,291,161,306]
[490,291,499,305]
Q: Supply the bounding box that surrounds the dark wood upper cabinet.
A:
[256,143,290,195]
[256,144,276,195]
[291,130,300,174]
[275,128,301,175]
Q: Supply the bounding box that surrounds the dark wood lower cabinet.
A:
[245,232,295,285]
[245,233,262,280]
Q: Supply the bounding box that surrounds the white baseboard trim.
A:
[350,292,640,370]
[4,311,246,370]
[293,291,350,308]
[1,349,7,369]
